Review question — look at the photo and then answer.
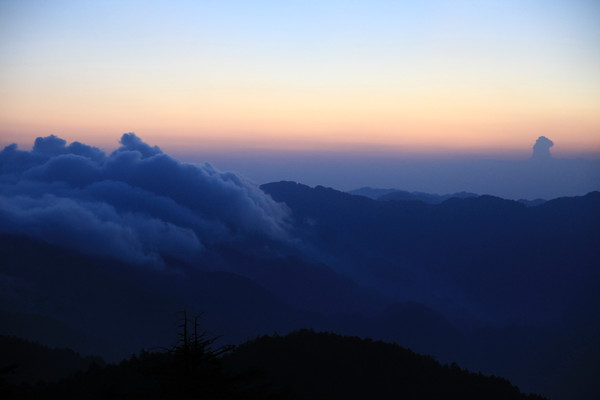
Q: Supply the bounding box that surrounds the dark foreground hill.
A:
[0,332,280,400]
[1,331,545,400]
[226,330,546,400]
[0,335,103,385]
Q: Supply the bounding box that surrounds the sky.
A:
[1,0,599,194]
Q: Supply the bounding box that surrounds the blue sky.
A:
[2,0,599,153]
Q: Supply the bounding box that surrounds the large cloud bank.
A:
[0,134,289,266]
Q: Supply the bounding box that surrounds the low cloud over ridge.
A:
[0,134,289,266]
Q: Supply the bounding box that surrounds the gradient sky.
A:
[1,0,600,157]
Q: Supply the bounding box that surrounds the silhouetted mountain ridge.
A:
[2,330,548,400]
[0,335,104,385]
[225,330,545,400]
[348,186,543,205]
[262,182,599,327]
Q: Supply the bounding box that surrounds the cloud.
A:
[114,132,162,159]
[532,136,554,160]
[0,133,289,267]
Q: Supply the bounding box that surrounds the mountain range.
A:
[2,186,598,398]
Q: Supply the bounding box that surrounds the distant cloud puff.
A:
[532,136,554,160]
[0,133,289,266]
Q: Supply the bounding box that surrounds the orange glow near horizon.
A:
[2,93,599,158]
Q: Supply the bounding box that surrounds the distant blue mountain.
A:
[347,187,399,199]
[349,186,547,206]
[378,189,478,203]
